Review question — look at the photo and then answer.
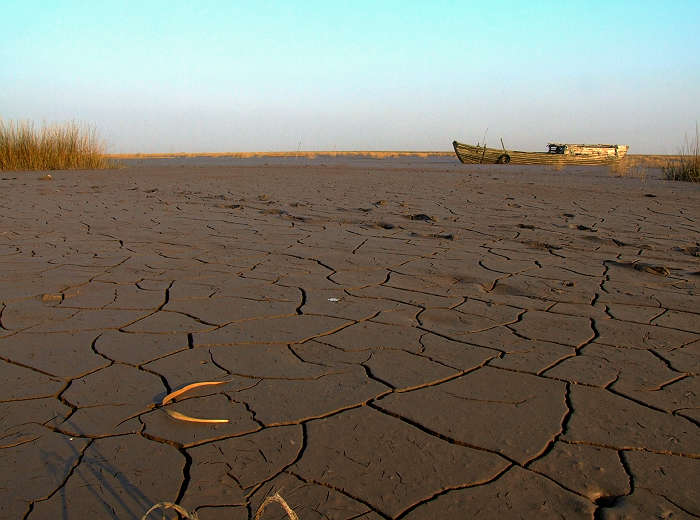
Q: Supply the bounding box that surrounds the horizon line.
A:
[106,150,673,160]
[106,150,456,159]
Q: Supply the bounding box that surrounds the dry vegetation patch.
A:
[663,127,699,183]
[608,157,648,180]
[0,119,113,171]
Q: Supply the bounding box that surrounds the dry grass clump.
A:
[0,119,112,171]
[663,126,699,182]
[634,155,669,168]
[608,157,647,181]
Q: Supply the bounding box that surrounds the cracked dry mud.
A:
[1,156,698,519]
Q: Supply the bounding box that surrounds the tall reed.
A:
[663,125,699,182]
[0,119,112,171]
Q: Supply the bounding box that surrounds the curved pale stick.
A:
[115,380,230,429]
[162,380,230,423]
[161,381,228,406]
[165,410,229,424]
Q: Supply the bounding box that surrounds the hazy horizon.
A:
[2,1,699,154]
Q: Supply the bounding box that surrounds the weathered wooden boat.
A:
[452,140,629,165]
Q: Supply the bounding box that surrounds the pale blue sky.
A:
[2,1,698,153]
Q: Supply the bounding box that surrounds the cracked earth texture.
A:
[1,155,698,519]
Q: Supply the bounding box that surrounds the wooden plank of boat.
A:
[452,140,629,165]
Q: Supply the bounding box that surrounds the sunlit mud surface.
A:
[1,156,698,519]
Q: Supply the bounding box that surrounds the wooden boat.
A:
[452,140,629,165]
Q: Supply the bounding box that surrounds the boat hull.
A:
[452,141,628,165]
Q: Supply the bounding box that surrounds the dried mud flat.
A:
[1,156,698,519]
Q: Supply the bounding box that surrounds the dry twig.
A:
[255,492,300,520]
